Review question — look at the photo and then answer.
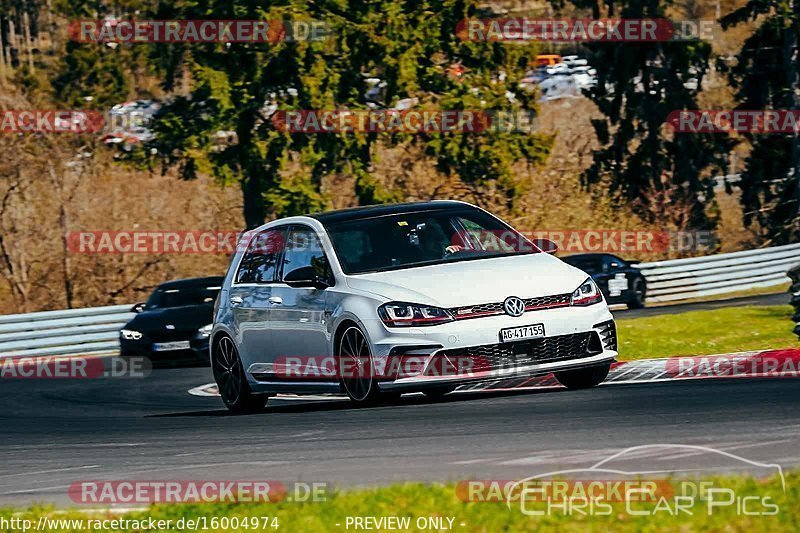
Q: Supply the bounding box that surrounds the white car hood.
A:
[345,253,588,308]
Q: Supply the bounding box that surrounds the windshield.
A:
[325,208,538,274]
[562,256,603,274]
[145,284,221,309]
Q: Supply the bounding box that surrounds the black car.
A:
[788,264,800,339]
[561,253,647,309]
[119,276,223,364]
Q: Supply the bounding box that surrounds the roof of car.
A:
[309,201,473,225]
[156,276,225,289]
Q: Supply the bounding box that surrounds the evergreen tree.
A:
[556,0,732,232]
[145,0,551,227]
[51,0,154,107]
[721,0,800,244]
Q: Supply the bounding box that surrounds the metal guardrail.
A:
[0,304,133,358]
[638,243,800,303]
[0,244,798,358]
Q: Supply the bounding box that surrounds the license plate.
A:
[608,273,628,297]
[499,323,545,343]
[153,341,191,351]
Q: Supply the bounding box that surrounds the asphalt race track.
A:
[3,372,800,508]
[0,291,797,508]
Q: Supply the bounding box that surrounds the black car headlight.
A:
[571,278,603,306]
[378,302,454,327]
[120,329,143,340]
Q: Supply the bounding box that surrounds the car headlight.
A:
[571,278,603,306]
[121,329,143,340]
[199,324,213,337]
[378,302,454,327]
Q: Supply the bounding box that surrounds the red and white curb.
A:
[188,383,221,397]
[188,383,334,401]
[462,348,800,392]
[189,348,800,399]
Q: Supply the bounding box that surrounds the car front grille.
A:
[449,293,572,320]
[426,331,598,375]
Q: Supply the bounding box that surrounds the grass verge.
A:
[2,470,797,532]
[617,305,797,361]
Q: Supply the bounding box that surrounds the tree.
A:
[720,0,800,244]
[51,0,154,108]
[146,0,551,228]
[554,0,732,234]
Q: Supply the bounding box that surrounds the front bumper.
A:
[246,303,617,393]
[378,351,616,391]
[369,303,617,391]
[603,290,636,305]
[119,335,210,364]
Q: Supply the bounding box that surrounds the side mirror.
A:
[131,302,146,313]
[284,266,330,290]
[533,238,558,255]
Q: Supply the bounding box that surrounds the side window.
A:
[235,228,286,284]
[331,230,371,273]
[281,226,330,283]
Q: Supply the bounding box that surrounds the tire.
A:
[627,277,646,309]
[555,363,611,390]
[337,325,381,404]
[212,336,267,414]
[423,387,456,399]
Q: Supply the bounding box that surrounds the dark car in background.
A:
[561,253,647,309]
[788,264,800,339]
[119,277,223,364]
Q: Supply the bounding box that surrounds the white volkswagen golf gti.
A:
[211,201,617,412]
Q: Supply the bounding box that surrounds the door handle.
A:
[268,296,283,305]
[230,296,243,305]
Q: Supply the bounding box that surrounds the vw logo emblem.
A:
[503,296,525,317]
